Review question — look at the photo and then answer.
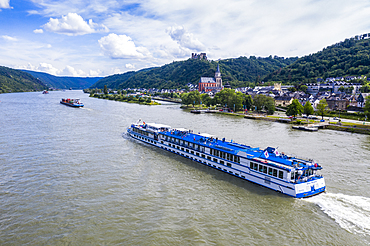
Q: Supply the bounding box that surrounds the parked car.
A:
[219,108,233,112]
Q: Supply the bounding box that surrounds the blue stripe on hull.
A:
[295,187,326,198]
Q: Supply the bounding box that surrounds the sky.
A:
[1,0,370,77]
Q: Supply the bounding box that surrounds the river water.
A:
[1,91,369,245]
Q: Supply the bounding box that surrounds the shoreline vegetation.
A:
[200,108,370,135]
[90,92,370,135]
[183,105,370,135]
[90,93,161,105]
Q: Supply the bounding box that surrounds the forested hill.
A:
[23,70,102,89]
[90,70,143,89]
[0,66,47,93]
[263,37,370,84]
[90,56,297,90]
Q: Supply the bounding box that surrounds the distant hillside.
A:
[23,70,102,89]
[90,70,143,89]
[218,56,297,87]
[0,66,47,93]
[92,56,297,90]
[263,37,370,84]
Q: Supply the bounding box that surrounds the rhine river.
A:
[1,91,369,245]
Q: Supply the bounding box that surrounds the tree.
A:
[286,99,304,118]
[299,85,308,93]
[243,94,253,111]
[364,96,370,120]
[303,101,314,121]
[214,89,235,108]
[182,90,201,106]
[232,92,245,111]
[264,97,275,115]
[180,92,191,105]
[360,84,370,93]
[316,98,328,120]
[253,94,266,111]
[213,89,245,111]
[201,93,215,107]
[104,85,108,94]
[253,94,275,114]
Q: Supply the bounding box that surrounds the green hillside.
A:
[218,56,297,87]
[0,66,47,93]
[263,37,370,84]
[90,70,142,89]
[91,56,297,90]
[23,70,102,89]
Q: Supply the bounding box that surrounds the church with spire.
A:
[198,64,224,93]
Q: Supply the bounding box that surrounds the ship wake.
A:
[306,192,370,236]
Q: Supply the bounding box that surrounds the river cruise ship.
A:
[127,120,325,198]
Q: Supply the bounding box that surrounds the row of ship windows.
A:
[164,136,205,152]
[132,128,149,136]
[166,143,234,168]
[134,134,155,144]
[250,162,284,179]
[210,149,240,163]
[164,140,240,164]
[163,147,241,176]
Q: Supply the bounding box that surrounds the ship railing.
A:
[291,174,323,184]
[283,152,319,167]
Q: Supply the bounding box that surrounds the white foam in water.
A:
[306,193,370,235]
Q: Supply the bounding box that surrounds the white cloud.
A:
[37,63,59,75]
[3,0,370,77]
[0,0,11,9]
[22,63,86,77]
[98,33,150,59]
[125,63,135,69]
[166,26,204,51]
[2,35,17,41]
[89,69,101,76]
[111,68,123,74]
[43,13,108,36]
[61,65,86,76]
[28,0,120,17]
[33,29,44,34]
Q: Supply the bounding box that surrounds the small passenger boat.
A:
[60,98,84,107]
[292,125,318,131]
[190,110,201,114]
[42,90,49,94]
[127,120,326,198]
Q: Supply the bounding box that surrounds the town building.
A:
[306,81,362,95]
[198,64,223,93]
[274,96,293,107]
[357,93,370,108]
[326,94,349,110]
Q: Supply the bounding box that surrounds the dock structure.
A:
[292,122,329,131]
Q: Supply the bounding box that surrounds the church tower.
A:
[215,64,222,88]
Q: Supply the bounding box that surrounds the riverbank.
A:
[182,106,370,135]
[90,93,161,105]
